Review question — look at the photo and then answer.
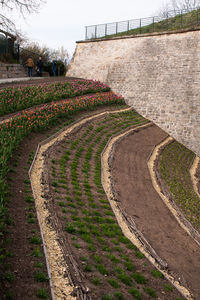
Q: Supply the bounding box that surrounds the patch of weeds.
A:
[35,262,43,268]
[135,250,145,259]
[124,261,135,271]
[96,264,109,275]
[88,243,96,251]
[36,288,49,299]
[32,247,43,257]
[91,277,102,286]
[117,271,132,286]
[132,272,147,284]
[80,256,88,261]
[92,254,102,263]
[25,195,34,203]
[65,222,77,234]
[3,272,15,283]
[144,287,156,298]
[163,283,174,291]
[107,254,120,264]
[151,269,164,279]
[113,292,124,300]
[84,264,93,272]
[5,290,14,299]
[128,287,142,299]
[30,235,42,245]
[107,278,120,288]
[24,178,30,184]
[73,242,81,249]
[34,271,49,282]
[58,201,66,207]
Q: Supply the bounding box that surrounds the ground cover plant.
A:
[45,110,183,299]
[159,140,200,229]
[0,79,110,116]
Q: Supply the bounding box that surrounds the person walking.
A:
[52,59,56,76]
[36,56,43,77]
[26,56,34,77]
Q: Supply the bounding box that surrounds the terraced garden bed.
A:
[38,110,183,300]
[1,77,197,300]
[159,140,200,230]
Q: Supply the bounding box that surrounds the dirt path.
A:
[111,125,200,299]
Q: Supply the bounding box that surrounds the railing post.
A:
[116,22,118,35]
[180,10,183,28]
[127,20,129,33]
[152,17,155,32]
[166,13,168,30]
[95,25,97,39]
[105,24,107,37]
[85,26,88,40]
[140,18,141,34]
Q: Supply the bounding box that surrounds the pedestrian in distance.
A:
[52,59,56,76]
[26,56,34,77]
[36,56,43,77]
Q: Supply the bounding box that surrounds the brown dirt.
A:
[111,124,200,299]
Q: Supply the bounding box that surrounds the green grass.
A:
[160,141,200,228]
[93,8,200,40]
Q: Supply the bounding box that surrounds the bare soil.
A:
[111,125,200,299]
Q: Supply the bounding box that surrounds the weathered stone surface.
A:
[67,31,200,156]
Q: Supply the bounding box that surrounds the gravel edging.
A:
[29,107,132,300]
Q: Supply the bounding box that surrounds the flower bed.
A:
[0,79,110,116]
[0,92,123,256]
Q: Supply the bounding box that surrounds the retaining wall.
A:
[67,30,200,156]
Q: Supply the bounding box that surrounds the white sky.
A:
[9,0,165,57]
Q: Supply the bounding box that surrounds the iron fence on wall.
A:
[85,7,200,40]
[0,36,19,61]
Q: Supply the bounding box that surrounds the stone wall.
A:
[67,31,200,156]
[0,63,27,79]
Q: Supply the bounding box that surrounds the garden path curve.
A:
[111,125,200,299]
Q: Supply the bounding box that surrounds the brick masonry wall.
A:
[67,31,200,156]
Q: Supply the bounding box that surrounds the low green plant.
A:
[144,287,156,297]
[163,283,174,291]
[132,272,147,284]
[36,288,49,299]
[128,287,142,299]
[34,271,49,282]
[96,264,109,275]
[91,277,102,285]
[30,235,42,244]
[151,269,164,279]
[107,278,120,288]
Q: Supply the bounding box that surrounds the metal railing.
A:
[85,7,200,40]
[0,38,19,61]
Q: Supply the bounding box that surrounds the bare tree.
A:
[170,0,200,10]
[0,0,45,37]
